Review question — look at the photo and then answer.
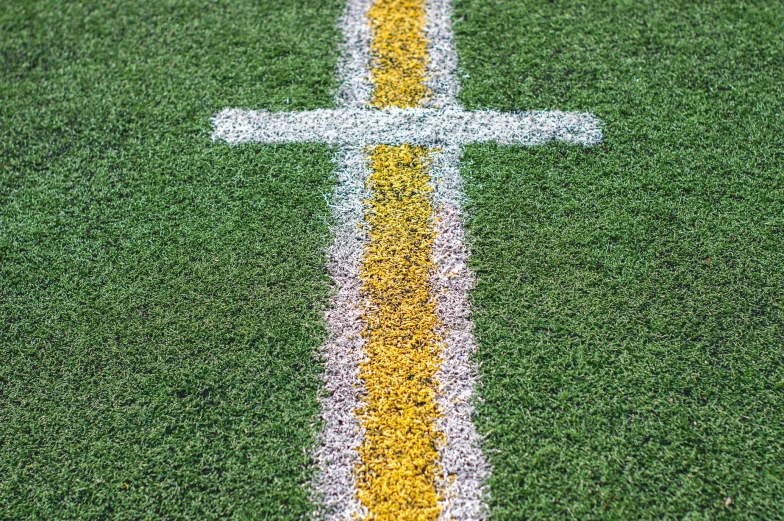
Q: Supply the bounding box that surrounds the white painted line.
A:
[335,0,373,108]
[309,0,373,518]
[310,146,369,521]
[211,107,603,147]
[430,146,491,521]
[425,0,461,108]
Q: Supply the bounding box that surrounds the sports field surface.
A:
[1,0,783,520]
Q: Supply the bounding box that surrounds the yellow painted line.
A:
[357,1,443,519]
[356,144,442,521]
[368,0,431,108]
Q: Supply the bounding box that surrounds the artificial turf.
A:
[1,0,343,519]
[454,0,784,519]
[2,0,783,519]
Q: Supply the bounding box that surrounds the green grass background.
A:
[3,0,784,519]
[1,0,342,519]
[454,0,784,519]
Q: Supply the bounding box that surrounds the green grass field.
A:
[2,0,783,519]
[1,1,342,518]
[457,0,784,518]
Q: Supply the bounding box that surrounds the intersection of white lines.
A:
[212,0,603,519]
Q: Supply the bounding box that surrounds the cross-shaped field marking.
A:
[212,1,602,520]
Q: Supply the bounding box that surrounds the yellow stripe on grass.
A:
[368,0,431,108]
[360,0,441,517]
[356,144,442,521]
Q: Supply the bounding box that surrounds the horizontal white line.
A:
[212,108,603,146]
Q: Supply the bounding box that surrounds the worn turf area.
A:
[0,0,342,519]
[455,0,784,519]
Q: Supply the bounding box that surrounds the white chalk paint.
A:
[310,146,370,521]
[335,0,373,108]
[425,0,461,108]
[430,145,491,521]
[211,107,602,147]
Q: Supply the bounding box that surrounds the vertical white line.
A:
[311,147,370,521]
[425,0,462,109]
[426,1,491,518]
[312,0,375,518]
[335,0,374,108]
[431,148,491,521]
